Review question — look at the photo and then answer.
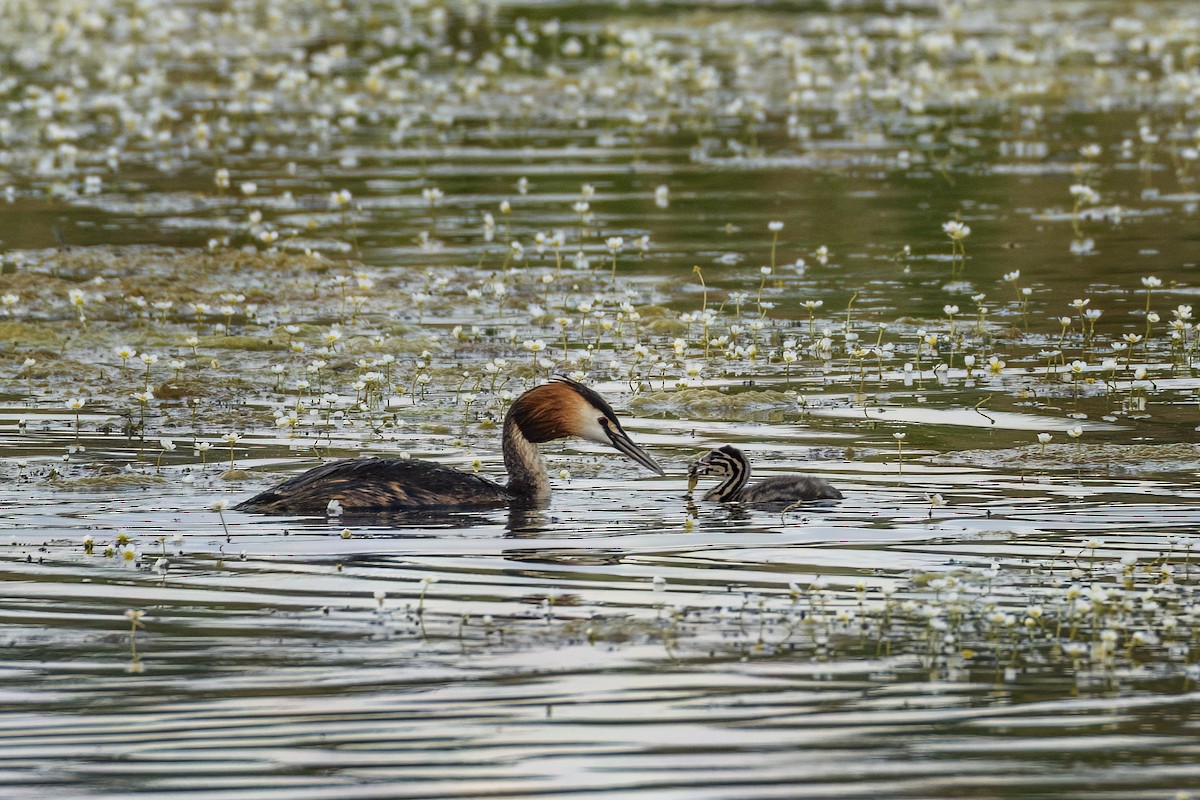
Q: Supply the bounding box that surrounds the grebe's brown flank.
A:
[687,445,841,506]
[237,377,664,515]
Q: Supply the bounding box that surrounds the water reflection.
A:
[505,506,555,536]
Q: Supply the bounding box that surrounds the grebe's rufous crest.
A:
[237,377,664,514]
[687,445,841,505]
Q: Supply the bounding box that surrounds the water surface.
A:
[2,1,1200,798]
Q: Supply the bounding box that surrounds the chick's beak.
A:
[606,425,665,476]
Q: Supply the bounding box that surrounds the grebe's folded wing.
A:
[740,475,842,505]
[236,457,512,514]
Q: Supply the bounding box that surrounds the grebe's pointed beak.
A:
[606,425,665,476]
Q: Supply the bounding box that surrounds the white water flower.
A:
[942,220,971,240]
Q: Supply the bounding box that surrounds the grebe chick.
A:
[687,445,841,505]
[237,377,664,515]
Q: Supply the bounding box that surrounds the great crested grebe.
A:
[687,444,842,505]
[236,377,665,514]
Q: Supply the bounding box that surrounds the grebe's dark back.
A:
[237,377,664,514]
[687,445,841,505]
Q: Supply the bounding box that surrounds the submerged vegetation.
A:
[1,0,1200,796]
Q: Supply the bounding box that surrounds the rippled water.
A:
[3,1,1200,798]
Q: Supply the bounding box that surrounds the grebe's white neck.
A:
[502,417,550,500]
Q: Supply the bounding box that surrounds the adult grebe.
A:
[236,377,665,514]
[687,445,841,505]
